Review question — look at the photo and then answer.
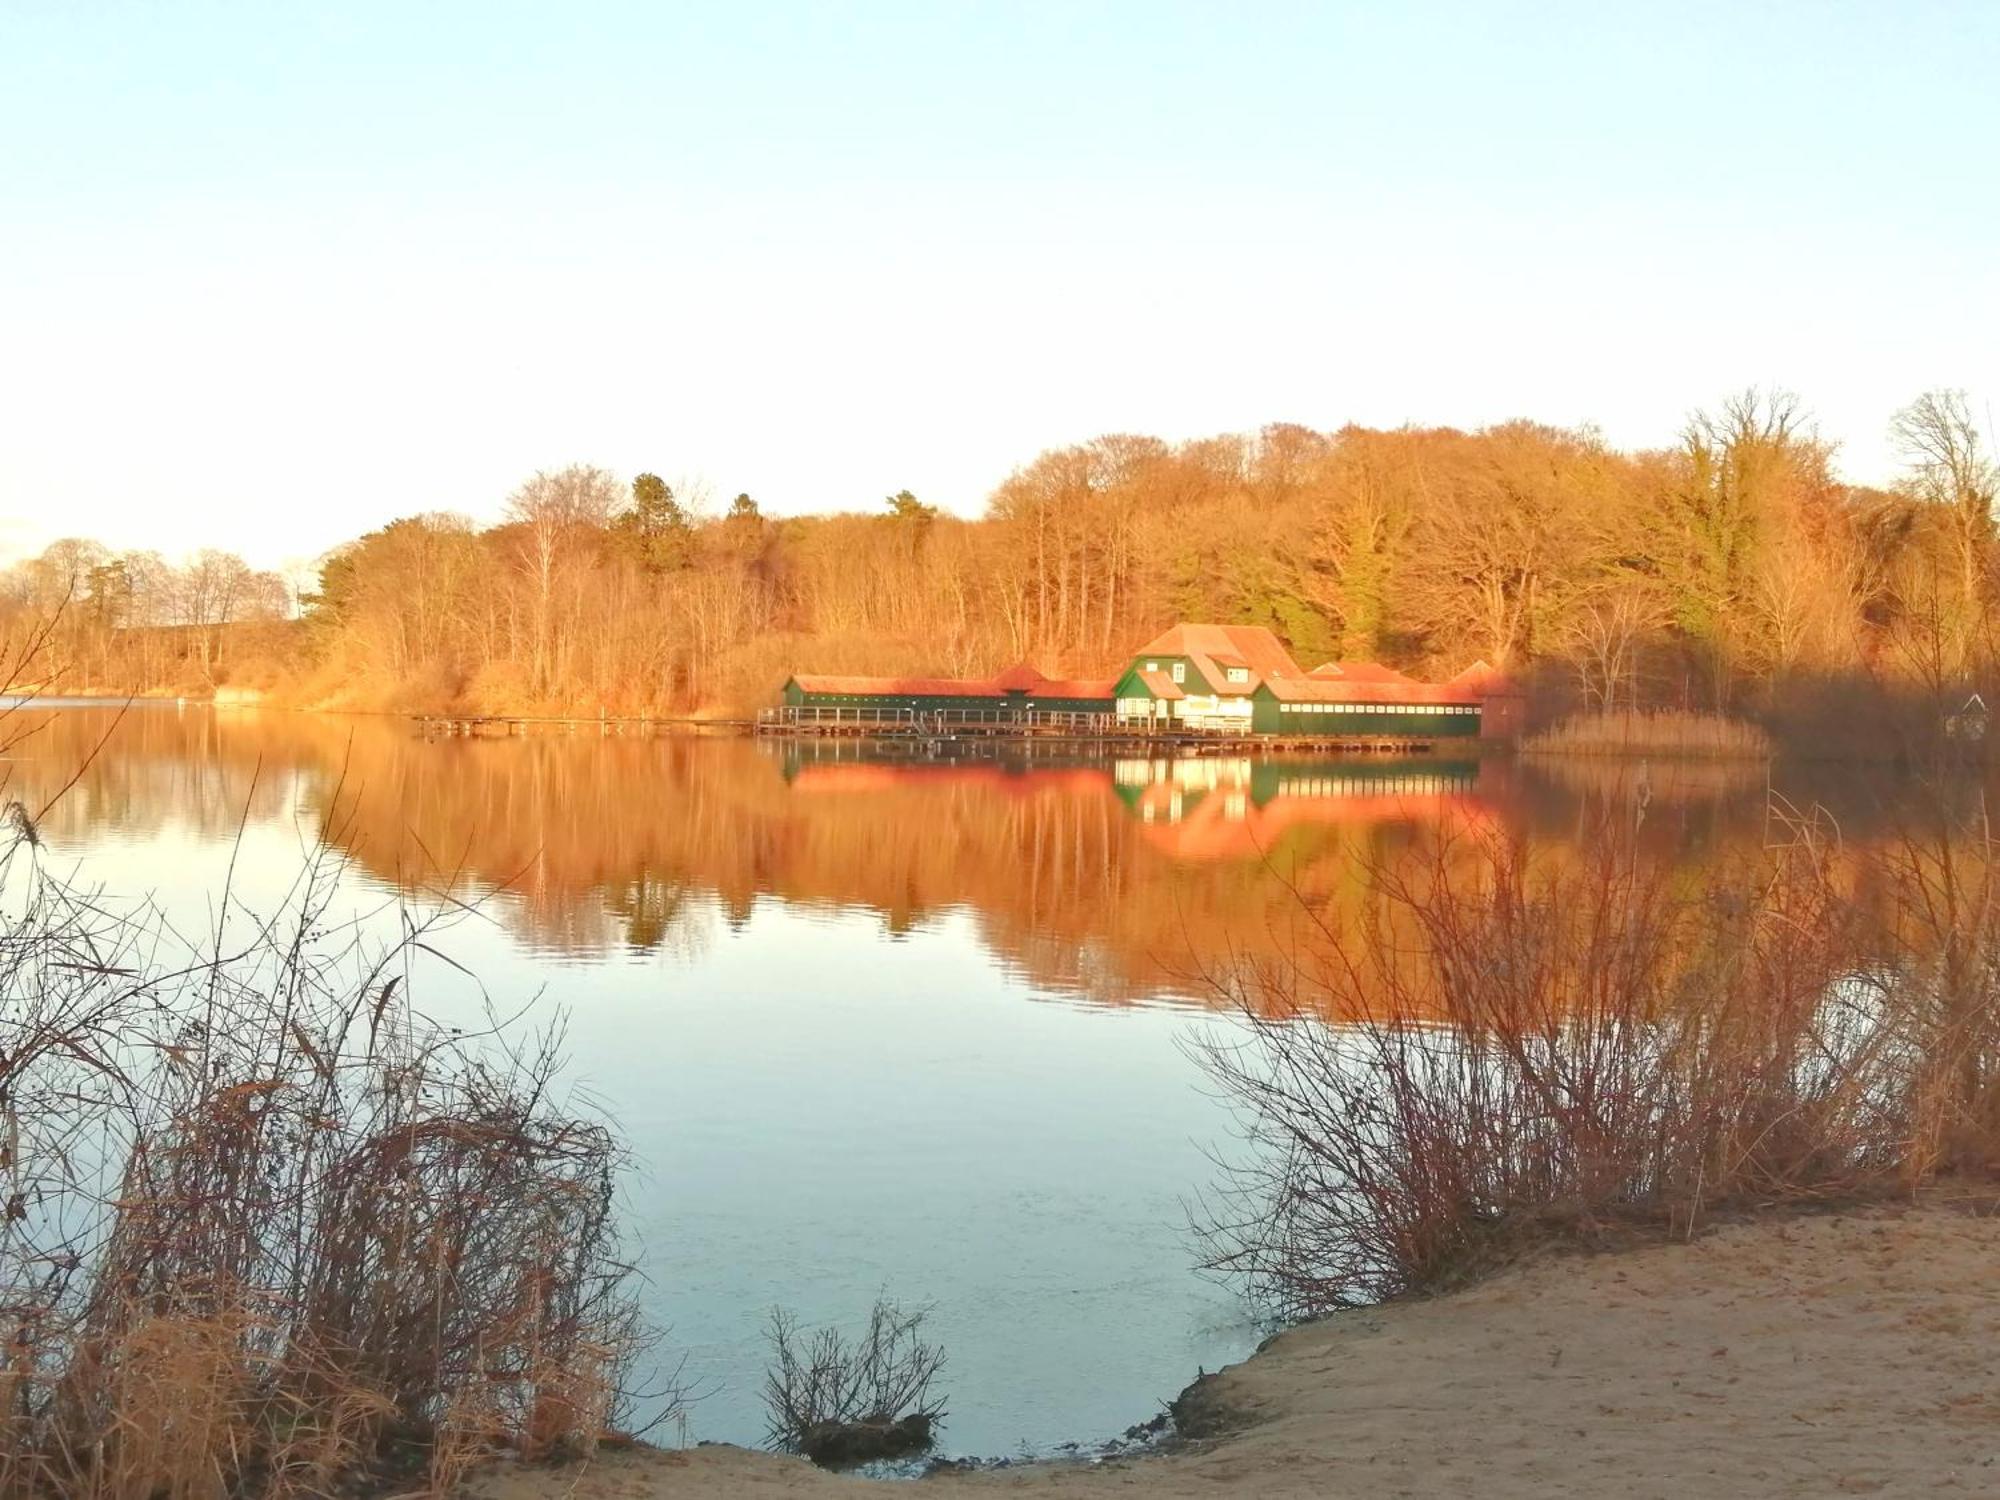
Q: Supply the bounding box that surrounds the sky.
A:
[2,0,1997,570]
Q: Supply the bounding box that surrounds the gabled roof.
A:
[1133,623,1301,677]
[1131,623,1301,693]
[1132,669,1185,701]
[1445,659,1521,697]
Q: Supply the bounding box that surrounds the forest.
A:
[3,387,1994,744]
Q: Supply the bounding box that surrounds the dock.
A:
[752,705,1443,754]
[412,705,1455,755]
[415,712,753,739]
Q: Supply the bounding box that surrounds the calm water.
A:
[0,703,1920,1458]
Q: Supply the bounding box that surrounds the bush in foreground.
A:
[762,1299,947,1467]
[1194,795,2000,1319]
[0,812,659,1498]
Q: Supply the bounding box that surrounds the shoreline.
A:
[465,1192,2000,1498]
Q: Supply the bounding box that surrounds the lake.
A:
[0,702,1917,1460]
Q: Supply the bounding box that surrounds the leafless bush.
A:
[1191,800,2000,1319]
[0,797,663,1497]
[762,1299,946,1465]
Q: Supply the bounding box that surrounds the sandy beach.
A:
[469,1195,2000,1499]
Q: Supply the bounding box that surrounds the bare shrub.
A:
[1190,803,1982,1319]
[0,803,662,1497]
[762,1299,946,1466]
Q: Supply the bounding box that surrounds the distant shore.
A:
[466,1194,2000,1499]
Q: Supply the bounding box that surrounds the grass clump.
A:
[1523,708,1773,759]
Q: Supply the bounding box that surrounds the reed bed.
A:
[1193,797,2000,1319]
[1522,708,1774,759]
[0,809,658,1499]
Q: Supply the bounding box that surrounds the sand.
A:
[466,1196,2000,1499]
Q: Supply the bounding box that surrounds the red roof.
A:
[1131,623,1301,692]
[1133,669,1185,701]
[1447,659,1521,696]
[1033,678,1118,699]
[787,666,1115,701]
[790,674,1006,698]
[1309,660,1416,685]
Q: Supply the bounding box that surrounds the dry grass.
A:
[1192,794,2000,1319]
[1523,708,1774,759]
[0,778,661,1497]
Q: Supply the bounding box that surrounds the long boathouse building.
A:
[779,663,1118,718]
[770,623,1520,742]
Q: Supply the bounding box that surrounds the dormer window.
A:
[1226,666,1248,684]
[1145,661,1158,672]
[1171,662,1186,684]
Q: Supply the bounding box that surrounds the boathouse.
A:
[1112,623,1518,738]
[774,623,1521,739]
[779,663,1116,717]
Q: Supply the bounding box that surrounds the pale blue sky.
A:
[3,1,1996,568]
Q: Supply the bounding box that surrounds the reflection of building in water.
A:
[1112,757,1485,859]
[1113,756,1255,824]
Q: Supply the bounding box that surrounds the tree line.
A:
[4,387,1994,735]
[0,540,292,692]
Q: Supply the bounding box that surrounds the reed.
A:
[1522,708,1774,759]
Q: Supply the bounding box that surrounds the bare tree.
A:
[1563,585,1662,710]
[1893,390,1997,672]
[505,466,622,696]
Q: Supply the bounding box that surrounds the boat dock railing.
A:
[753,705,1442,751]
[406,705,1451,754]
[756,705,1117,735]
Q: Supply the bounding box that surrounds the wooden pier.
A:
[752,705,1441,754]
[415,712,752,739]
[410,705,1452,756]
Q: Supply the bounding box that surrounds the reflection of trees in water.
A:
[573,869,714,961]
[21,706,1987,1007]
[1519,752,1769,808]
[7,706,300,841]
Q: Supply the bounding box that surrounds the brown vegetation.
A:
[1193,790,2000,1319]
[0,776,656,1496]
[1521,708,1774,759]
[0,541,293,699]
[762,1300,947,1467]
[3,389,1994,740]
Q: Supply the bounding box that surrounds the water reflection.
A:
[0,704,1946,1003]
[1110,756,1485,859]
